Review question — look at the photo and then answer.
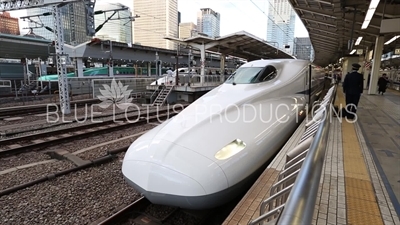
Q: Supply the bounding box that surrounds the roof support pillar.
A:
[200,45,205,84]
[108,60,114,77]
[361,47,370,89]
[220,53,226,82]
[22,58,30,85]
[74,57,84,78]
[147,62,152,76]
[185,41,219,85]
[368,35,384,95]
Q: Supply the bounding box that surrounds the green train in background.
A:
[37,67,170,81]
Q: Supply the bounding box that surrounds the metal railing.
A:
[277,85,337,225]
[249,84,337,225]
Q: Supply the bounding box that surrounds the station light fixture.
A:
[355,37,363,45]
[350,49,356,55]
[384,35,400,45]
[361,0,380,29]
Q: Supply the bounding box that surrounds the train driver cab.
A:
[225,65,278,84]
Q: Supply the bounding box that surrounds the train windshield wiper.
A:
[231,74,236,85]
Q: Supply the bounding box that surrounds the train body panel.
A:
[122,59,326,209]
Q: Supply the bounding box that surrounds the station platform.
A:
[223,89,400,225]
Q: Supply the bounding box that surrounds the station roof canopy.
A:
[289,0,400,66]
[164,31,294,61]
[63,39,186,64]
[0,33,53,60]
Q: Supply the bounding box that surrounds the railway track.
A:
[94,195,221,225]
[0,106,186,157]
[95,197,152,225]
[1,104,187,137]
[0,98,100,118]
[95,197,184,225]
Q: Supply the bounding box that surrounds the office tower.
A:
[0,12,20,35]
[266,0,296,54]
[197,8,220,38]
[179,22,197,39]
[94,2,132,43]
[133,0,178,50]
[293,37,314,60]
[26,2,92,45]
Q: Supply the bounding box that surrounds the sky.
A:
[7,0,309,39]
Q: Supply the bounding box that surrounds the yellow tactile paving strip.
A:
[336,91,384,225]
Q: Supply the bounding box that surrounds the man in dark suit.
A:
[378,73,389,95]
[342,63,364,119]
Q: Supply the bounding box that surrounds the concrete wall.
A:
[91,78,156,99]
[38,77,156,96]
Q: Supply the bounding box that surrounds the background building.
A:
[0,12,20,35]
[179,22,197,39]
[197,8,220,38]
[133,0,178,50]
[266,0,296,55]
[26,2,92,45]
[94,2,132,44]
[293,37,314,61]
[177,11,181,38]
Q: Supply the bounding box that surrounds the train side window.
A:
[257,65,277,82]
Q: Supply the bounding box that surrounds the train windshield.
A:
[225,66,277,84]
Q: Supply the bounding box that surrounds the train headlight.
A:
[215,139,246,160]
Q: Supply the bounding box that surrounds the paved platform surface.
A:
[223,88,399,225]
[357,89,400,206]
[312,89,399,225]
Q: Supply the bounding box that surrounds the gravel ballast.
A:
[0,160,140,225]
[0,152,50,171]
[0,160,75,191]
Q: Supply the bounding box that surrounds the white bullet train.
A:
[122,59,326,209]
[150,68,195,86]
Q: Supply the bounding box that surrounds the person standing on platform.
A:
[378,73,389,95]
[336,70,342,84]
[342,63,364,119]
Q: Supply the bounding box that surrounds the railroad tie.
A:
[63,154,91,167]
[47,149,91,166]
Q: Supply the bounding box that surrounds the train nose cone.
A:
[121,139,228,209]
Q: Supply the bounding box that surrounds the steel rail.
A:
[96,197,151,225]
[0,108,185,157]
[0,99,100,117]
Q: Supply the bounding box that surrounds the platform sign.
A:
[368,50,373,60]
[356,49,364,55]
[395,48,400,55]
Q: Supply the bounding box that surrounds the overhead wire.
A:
[23,0,295,39]
[249,0,297,50]
[191,0,294,46]
[23,13,168,41]
[22,0,295,50]
[23,2,198,38]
